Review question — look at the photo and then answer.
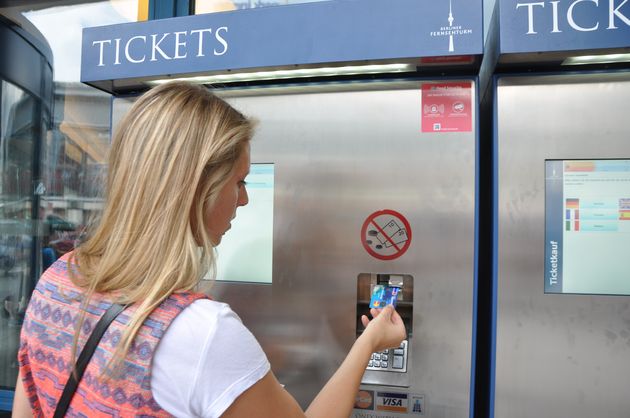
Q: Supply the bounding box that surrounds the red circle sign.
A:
[361,209,412,260]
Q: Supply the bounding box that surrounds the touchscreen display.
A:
[545,160,630,295]
[216,163,274,283]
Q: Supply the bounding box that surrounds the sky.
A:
[23,1,136,82]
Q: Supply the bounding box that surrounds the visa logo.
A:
[376,392,408,413]
[383,398,403,407]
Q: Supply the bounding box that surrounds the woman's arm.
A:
[12,371,33,418]
[221,305,406,418]
[303,329,378,417]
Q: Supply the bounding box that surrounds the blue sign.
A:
[545,160,564,293]
[500,0,630,53]
[81,0,482,84]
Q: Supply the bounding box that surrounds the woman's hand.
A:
[360,305,407,353]
[222,306,407,418]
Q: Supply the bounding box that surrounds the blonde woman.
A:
[13,81,406,418]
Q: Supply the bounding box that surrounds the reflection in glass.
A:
[1,0,133,392]
[23,1,139,83]
[195,0,330,14]
[22,2,120,265]
[39,83,110,267]
[0,81,35,387]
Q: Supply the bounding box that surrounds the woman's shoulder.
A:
[152,299,269,417]
[170,299,243,331]
[157,298,256,365]
[43,251,75,277]
[34,251,81,295]
[156,299,246,352]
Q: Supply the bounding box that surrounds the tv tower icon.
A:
[448,0,455,52]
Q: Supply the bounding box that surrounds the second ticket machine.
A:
[485,2,630,417]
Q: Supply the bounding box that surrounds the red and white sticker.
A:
[421,82,472,133]
[361,210,412,260]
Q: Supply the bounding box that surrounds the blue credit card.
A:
[369,285,400,308]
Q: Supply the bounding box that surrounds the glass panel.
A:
[39,84,110,267]
[0,0,131,392]
[195,0,331,14]
[21,3,122,266]
[23,1,139,83]
[0,80,35,387]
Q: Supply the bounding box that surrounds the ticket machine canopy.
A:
[483,0,630,70]
[80,0,483,94]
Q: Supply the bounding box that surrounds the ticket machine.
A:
[182,78,479,418]
[87,1,484,416]
[483,2,630,417]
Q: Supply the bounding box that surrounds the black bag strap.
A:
[53,303,126,418]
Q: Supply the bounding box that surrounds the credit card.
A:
[369,285,400,308]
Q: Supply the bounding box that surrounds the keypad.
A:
[365,340,408,373]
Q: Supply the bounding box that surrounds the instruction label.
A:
[421,82,472,133]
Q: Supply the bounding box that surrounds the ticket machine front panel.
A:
[495,73,630,418]
[113,80,478,417]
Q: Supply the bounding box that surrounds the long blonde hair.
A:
[70,81,253,372]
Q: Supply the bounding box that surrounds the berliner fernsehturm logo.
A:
[429,0,474,53]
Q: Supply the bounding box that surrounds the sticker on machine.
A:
[354,390,375,410]
[361,210,412,260]
[421,82,472,133]
[375,391,408,413]
[409,394,426,415]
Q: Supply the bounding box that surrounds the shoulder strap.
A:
[53,303,126,418]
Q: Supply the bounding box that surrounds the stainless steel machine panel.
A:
[220,81,476,417]
[113,80,478,417]
[495,73,630,418]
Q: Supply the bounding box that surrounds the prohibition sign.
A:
[361,209,412,260]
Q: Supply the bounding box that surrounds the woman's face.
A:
[205,143,250,245]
